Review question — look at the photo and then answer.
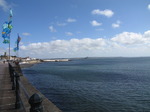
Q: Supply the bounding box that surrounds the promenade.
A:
[0,63,21,112]
[0,62,62,112]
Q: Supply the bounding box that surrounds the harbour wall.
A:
[11,63,62,112]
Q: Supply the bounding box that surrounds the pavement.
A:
[0,62,61,112]
[0,63,19,112]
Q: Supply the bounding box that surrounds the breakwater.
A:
[9,62,62,112]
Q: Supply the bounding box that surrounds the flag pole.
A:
[9,9,13,61]
[17,49,19,58]
[9,39,10,61]
[17,33,19,58]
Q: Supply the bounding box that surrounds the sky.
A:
[0,0,150,58]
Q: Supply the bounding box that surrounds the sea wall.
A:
[12,63,62,112]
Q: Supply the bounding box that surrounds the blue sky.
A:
[0,0,150,58]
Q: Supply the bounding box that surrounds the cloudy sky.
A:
[0,0,150,58]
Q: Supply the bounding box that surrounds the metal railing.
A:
[9,63,43,112]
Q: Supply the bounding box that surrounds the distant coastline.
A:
[20,58,71,68]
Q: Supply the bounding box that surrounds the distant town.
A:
[0,52,70,65]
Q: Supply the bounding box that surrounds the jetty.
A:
[0,62,62,112]
[43,59,70,62]
[0,62,19,112]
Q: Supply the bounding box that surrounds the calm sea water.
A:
[22,57,150,112]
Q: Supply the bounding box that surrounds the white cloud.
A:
[112,20,121,28]
[0,0,10,11]
[91,20,102,26]
[92,9,114,17]
[22,33,31,36]
[143,30,150,38]
[148,4,150,10]
[111,32,143,45]
[49,26,56,32]
[67,18,76,22]
[96,28,104,31]
[65,32,73,36]
[76,31,81,34]
[57,22,67,26]
[0,47,5,54]
[16,30,150,58]
[19,38,107,58]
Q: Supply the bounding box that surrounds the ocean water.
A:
[22,57,150,112]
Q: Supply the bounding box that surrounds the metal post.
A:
[9,63,15,90]
[9,41,10,61]
[15,73,20,109]
[9,63,12,79]
[12,70,15,90]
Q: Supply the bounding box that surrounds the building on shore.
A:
[0,52,41,64]
[0,52,17,60]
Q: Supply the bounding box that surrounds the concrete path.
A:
[0,63,19,112]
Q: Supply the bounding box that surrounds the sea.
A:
[22,57,150,112]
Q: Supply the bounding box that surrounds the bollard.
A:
[29,93,43,112]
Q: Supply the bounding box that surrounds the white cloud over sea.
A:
[67,18,76,23]
[91,20,102,26]
[22,33,31,36]
[17,30,150,58]
[49,26,57,32]
[92,9,114,17]
[65,32,73,36]
[148,4,150,10]
[112,20,121,28]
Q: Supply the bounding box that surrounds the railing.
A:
[9,63,44,112]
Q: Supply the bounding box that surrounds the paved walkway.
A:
[0,63,19,112]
